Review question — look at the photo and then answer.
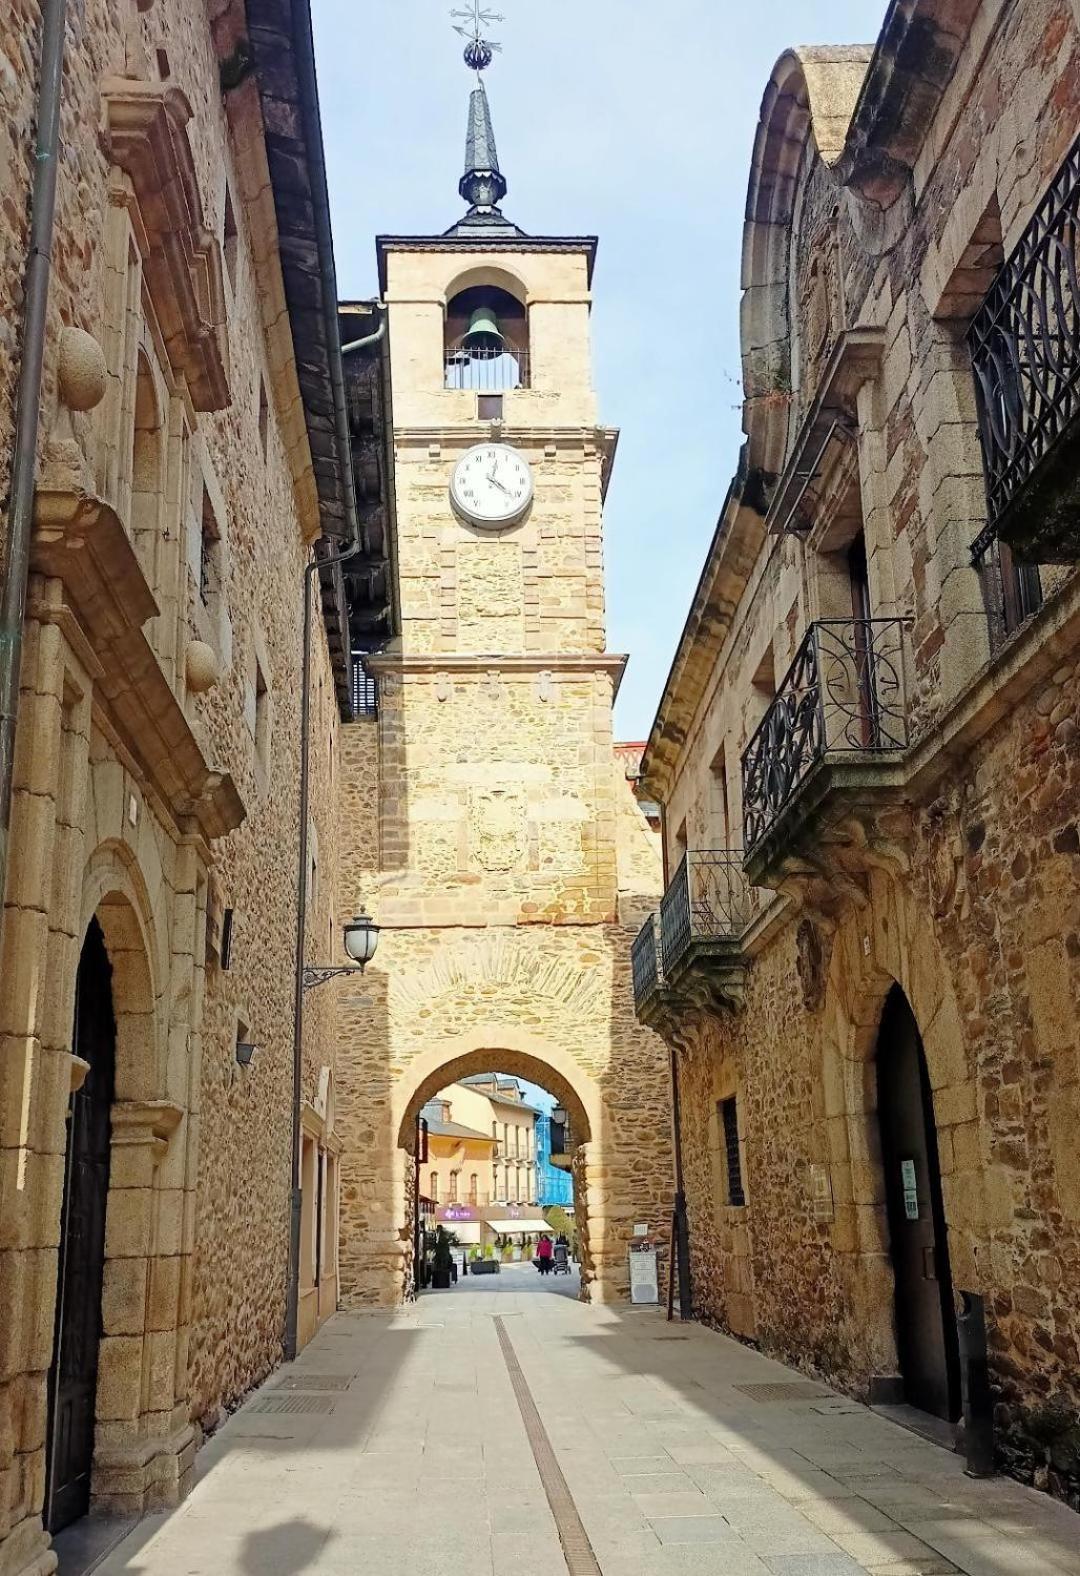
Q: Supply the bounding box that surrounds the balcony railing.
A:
[444,346,530,391]
[742,619,908,856]
[659,850,749,980]
[350,656,378,718]
[969,131,1080,562]
[631,914,663,1014]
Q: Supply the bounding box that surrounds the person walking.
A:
[536,1233,554,1276]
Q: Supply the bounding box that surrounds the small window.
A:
[254,657,270,764]
[156,48,171,80]
[979,538,1042,649]
[199,486,221,607]
[223,185,239,290]
[720,1096,745,1207]
[258,377,269,459]
[478,394,503,421]
[429,1172,438,1203]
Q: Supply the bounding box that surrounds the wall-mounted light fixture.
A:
[235,1040,259,1068]
[302,911,380,991]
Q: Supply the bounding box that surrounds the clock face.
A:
[449,443,533,528]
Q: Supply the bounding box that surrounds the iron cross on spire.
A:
[451,2,504,72]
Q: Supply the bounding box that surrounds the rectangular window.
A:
[258,377,269,459]
[478,394,503,421]
[449,1171,458,1203]
[429,1171,438,1203]
[720,1096,745,1207]
[199,486,220,607]
[468,1173,478,1205]
[978,538,1043,649]
[254,657,270,764]
[223,184,238,290]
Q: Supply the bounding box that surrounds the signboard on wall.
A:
[629,1248,659,1305]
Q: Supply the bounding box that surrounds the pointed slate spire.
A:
[458,80,508,219]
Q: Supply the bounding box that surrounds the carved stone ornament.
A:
[102,78,230,411]
[795,916,828,1012]
[472,787,527,873]
[185,639,221,694]
[797,226,841,409]
[58,327,108,412]
[926,800,964,919]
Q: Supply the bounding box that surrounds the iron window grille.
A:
[968,131,1080,562]
[721,1097,745,1207]
[659,850,749,980]
[975,536,1043,651]
[350,657,378,718]
[741,619,908,855]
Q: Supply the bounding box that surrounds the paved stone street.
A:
[79,1268,1079,1576]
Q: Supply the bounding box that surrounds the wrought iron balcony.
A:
[969,131,1080,563]
[444,345,530,391]
[648,851,749,1015]
[742,619,909,872]
[631,913,663,1016]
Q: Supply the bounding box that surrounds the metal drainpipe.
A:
[282,0,378,1363]
[0,0,69,923]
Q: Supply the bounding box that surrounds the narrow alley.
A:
[75,1274,1079,1576]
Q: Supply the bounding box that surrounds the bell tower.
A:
[370,17,621,925]
[336,6,670,1310]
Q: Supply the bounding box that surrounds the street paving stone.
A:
[87,1265,1080,1576]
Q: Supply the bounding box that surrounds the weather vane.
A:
[451,2,504,73]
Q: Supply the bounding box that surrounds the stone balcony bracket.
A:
[31,475,246,844]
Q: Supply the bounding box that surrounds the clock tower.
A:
[336,27,671,1307]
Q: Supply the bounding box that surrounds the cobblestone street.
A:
[68,1270,1079,1576]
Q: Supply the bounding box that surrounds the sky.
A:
[313,1,882,739]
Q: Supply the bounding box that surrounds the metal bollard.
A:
[956,1291,994,1477]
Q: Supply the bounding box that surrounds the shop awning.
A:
[484,1217,550,1235]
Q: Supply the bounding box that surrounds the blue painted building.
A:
[535,1112,573,1207]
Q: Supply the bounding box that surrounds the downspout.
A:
[283,0,376,1362]
[0,0,69,921]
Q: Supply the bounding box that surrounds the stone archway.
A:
[63,849,196,1519]
[817,874,978,1401]
[393,1031,599,1303]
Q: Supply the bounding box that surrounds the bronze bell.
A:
[461,306,505,354]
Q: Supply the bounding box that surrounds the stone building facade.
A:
[636,0,1080,1505]
[0,2,355,1569]
[333,81,673,1309]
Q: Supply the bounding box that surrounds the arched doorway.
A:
[396,1046,595,1303]
[45,919,116,1532]
[876,987,960,1421]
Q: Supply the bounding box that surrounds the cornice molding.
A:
[32,476,245,842]
[102,78,230,411]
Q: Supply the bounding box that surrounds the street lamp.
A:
[550,1105,569,1158]
[302,912,380,991]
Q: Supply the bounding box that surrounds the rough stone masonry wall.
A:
[0,0,343,1558]
[334,719,674,1307]
[661,0,1080,1508]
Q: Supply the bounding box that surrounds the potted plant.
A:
[431,1226,454,1290]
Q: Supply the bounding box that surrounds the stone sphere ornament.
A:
[57,326,107,412]
[186,640,221,694]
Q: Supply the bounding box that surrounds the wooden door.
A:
[45,919,116,1532]
[876,988,960,1421]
